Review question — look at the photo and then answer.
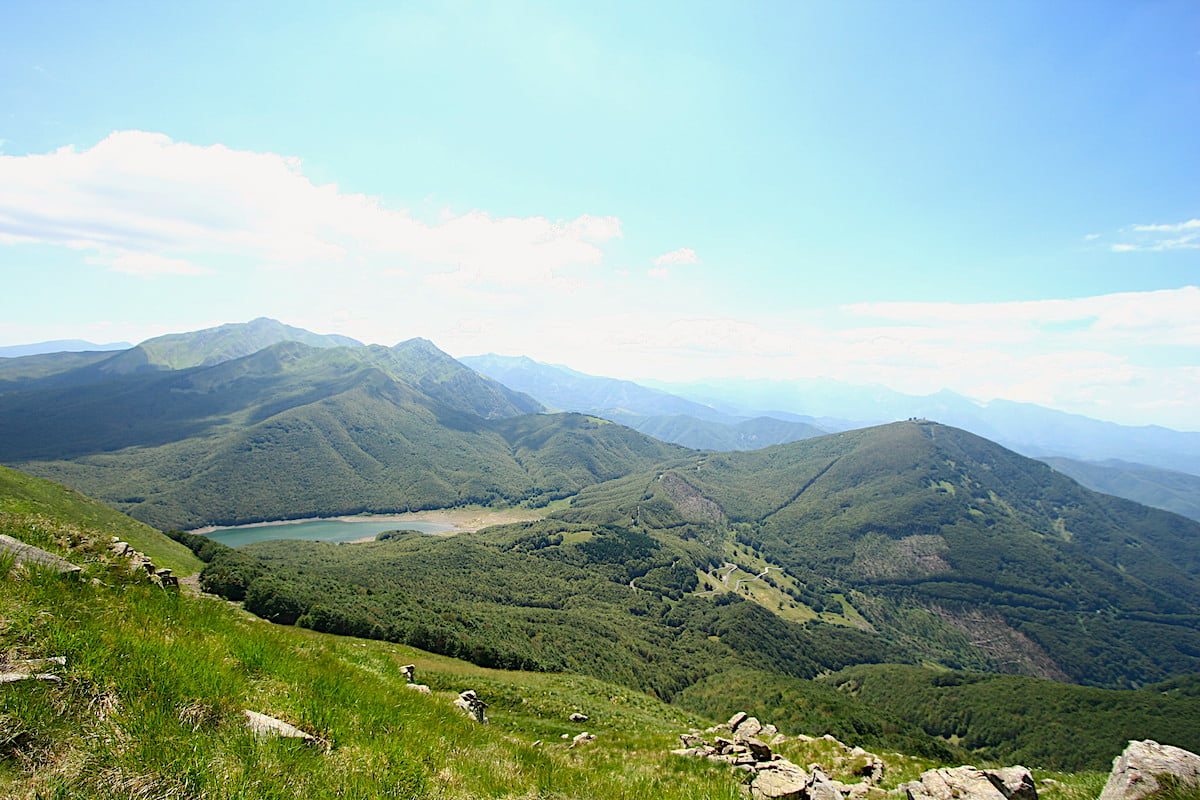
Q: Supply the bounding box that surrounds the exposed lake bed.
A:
[192,506,550,547]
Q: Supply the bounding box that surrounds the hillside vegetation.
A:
[161,421,1200,769]
[0,333,688,529]
[0,467,989,800]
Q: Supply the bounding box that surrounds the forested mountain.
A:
[183,420,1200,696]
[461,354,827,451]
[561,420,1200,689]
[1040,456,1200,522]
[0,337,688,529]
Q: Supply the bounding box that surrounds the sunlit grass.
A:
[0,554,748,799]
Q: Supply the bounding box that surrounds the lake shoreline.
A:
[189,506,550,539]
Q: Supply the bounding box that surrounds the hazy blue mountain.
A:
[0,339,131,357]
[647,377,1200,477]
[1040,456,1200,523]
[460,354,828,451]
[606,412,825,451]
[460,354,731,420]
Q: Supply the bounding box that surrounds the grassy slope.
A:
[0,465,199,575]
[0,456,1159,800]
[0,523,1112,800]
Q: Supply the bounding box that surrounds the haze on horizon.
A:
[1,1,1197,430]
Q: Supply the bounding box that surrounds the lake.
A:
[198,518,455,548]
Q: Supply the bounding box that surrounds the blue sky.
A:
[1,1,1198,428]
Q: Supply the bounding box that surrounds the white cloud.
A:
[652,246,698,266]
[0,131,623,286]
[1112,218,1200,252]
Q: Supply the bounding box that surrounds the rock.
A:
[729,711,749,730]
[404,683,431,695]
[0,672,60,684]
[736,717,765,741]
[0,655,68,684]
[570,732,596,747]
[242,710,319,744]
[1100,740,1200,800]
[453,690,488,724]
[680,733,703,748]
[744,737,774,762]
[900,765,1034,800]
[986,767,1036,800]
[808,769,847,800]
[400,664,415,683]
[750,761,812,799]
[569,712,589,722]
[0,534,82,574]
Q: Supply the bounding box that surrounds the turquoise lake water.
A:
[200,518,454,548]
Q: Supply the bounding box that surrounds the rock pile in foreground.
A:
[670,713,1200,800]
[1099,740,1200,800]
[671,713,886,799]
[898,765,1036,800]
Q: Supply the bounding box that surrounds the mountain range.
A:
[4,317,1200,778]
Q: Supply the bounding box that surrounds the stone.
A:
[0,672,60,684]
[744,737,773,762]
[400,664,415,683]
[242,710,319,744]
[750,761,847,800]
[0,534,82,574]
[404,683,431,695]
[808,769,847,800]
[569,712,589,722]
[729,711,749,730]
[571,732,596,747]
[736,716,764,741]
[900,765,1033,800]
[453,690,488,724]
[1099,740,1200,800]
[985,767,1036,800]
[750,761,811,799]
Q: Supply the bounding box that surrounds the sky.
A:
[1,0,1198,429]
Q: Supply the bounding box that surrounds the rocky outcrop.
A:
[453,690,488,724]
[1099,740,1200,800]
[0,534,81,573]
[110,537,177,587]
[899,765,1036,800]
[671,713,886,800]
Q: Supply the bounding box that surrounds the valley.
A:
[3,319,1200,799]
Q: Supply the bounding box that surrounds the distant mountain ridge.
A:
[460,354,827,451]
[1039,456,1200,523]
[0,322,689,529]
[0,339,132,357]
[647,377,1200,476]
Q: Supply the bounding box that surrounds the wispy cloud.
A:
[1111,218,1200,252]
[652,246,698,266]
